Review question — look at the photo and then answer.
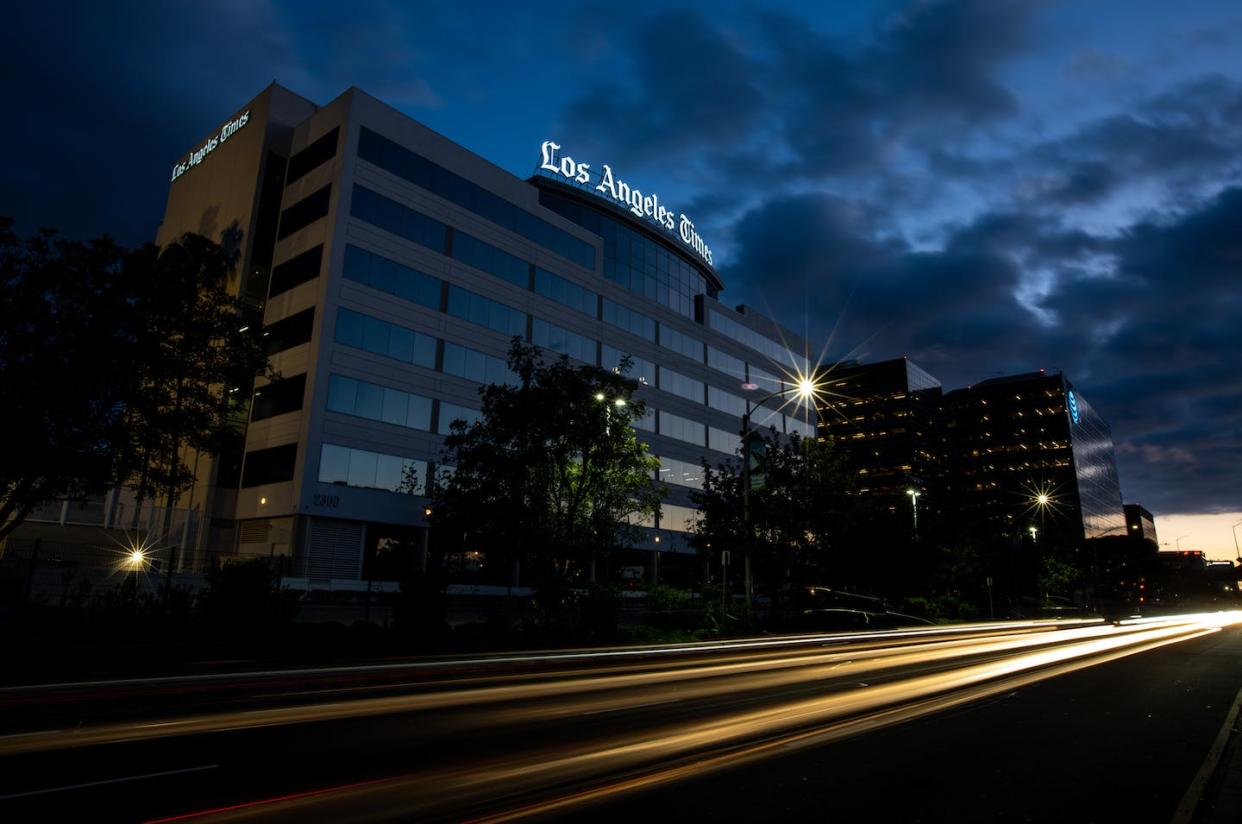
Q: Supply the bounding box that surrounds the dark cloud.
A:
[557,9,767,164]
[721,181,1242,513]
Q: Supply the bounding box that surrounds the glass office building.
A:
[942,371,1125,546]
[147,83,814,584]
[815,358,944,525]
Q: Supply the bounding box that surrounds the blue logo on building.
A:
[1067,390,1080,425]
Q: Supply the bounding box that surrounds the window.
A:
[539,190,712,318]
[452,232,530,289]
[658,411,705,446]
[748,364,781,392]
[633,407,656,431]
[241,443,297,488]
[658,456,703,490]
[442,342,516,385]
[532,319,596,364]
[334,308,436,369]
[437,402,483,434]
[535,268,597,316]
[446,286,526,336]
[251,374,307,422]
[277,184,331,240]
[357,127,595,270]
[326,374,432,431]
[602,345,654,386]
[708,385,747,417]
[659,325,704,362]
[708,310,801,367]
[262,308,315,355]
[342,244,441,309]
[351,185,448,253]
[602,299,656,341]
[319,443,426,494]
[709,427,741,455]
[269,245,322,298]
[660,503,699,533]
[286,127,339,186]
[708,347,746,381]
[658,368,704,403]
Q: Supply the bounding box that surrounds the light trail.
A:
[0,619,1166,756]
[120,611,1240,823]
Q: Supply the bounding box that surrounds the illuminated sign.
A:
[170,110,251,183]
[538,141,714,266]
[1067,390,1080,425]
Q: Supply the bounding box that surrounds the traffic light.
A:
[744,430,766,492]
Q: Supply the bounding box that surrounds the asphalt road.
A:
[0,615,1239,823]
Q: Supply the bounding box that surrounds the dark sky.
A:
[3,1,1240,529]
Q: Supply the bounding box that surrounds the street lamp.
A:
[1176,534,1190,552]
[1232,520,1242,563]
[906,488,921,538]
[1028,525,1038,542]
[738,373,824,607]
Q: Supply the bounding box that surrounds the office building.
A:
[118,83,814,584]
[816,358,944,528]
[942,370,1125,547]
[1123,504,1158,547]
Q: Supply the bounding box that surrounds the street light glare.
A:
[796,377,816,399]
[613,398,627,407]
[594,392,606,401]
[1036,493,1050,506]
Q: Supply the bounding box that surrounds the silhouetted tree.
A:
[0,219,268,540]
[430,341,663,603]
[691,430,861,611]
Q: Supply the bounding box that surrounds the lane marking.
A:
[1171,683,1242,824]
[0,764,218,802]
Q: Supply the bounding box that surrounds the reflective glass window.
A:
[358,127,595,270]
[532,319,596,364]
[535,268,597,316]
[658,368,704,404]
[446,285,527,336]
[602,298,657,341]
[342,244,441,309]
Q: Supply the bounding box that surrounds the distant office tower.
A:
[943,371,1125,547]
[815,358,944,529]
[1123,504,1158,546]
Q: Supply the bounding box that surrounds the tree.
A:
[691,429,861,611]
[0,219,268,541]
[430,341,663,594]
[1,219,136,539]
[118,232,269,534]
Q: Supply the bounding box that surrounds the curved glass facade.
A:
[537,189,717,318]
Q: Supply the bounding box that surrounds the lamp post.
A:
[1176,534,1190,552]
[739,374,821,608]
[906,488,921,539]
[1232,520,1241,563]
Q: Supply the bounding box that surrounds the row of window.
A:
[342,215,779,399]
[278,184,332,241]
[286,127,339,187]
[357,126,595,270]
[319,442,428,495]
[707,310,805,373]
[538,190,712,318]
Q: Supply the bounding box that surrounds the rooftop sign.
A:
[170,110,251,183]
[538,141,714,267]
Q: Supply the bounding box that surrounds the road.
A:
[1,614,1240,822]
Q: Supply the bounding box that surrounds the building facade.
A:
[942,370,1125,547]
[1123,503,1158,546]
[816,358,944,530]
[145,83,815,584]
